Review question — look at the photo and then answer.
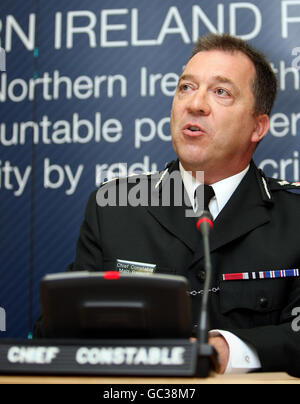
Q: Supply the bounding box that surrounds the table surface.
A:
[0,372,299,384]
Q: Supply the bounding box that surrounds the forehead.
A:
[182,49,256,88]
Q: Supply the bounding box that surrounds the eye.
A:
[215,88,231,97]
[178,83,193,92]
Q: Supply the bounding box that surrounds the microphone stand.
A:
[195,211,218,376]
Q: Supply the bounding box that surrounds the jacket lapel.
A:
[190,161,272,266]
[146,160,200,253]
[147,202,200,253]
[147,160,272,265]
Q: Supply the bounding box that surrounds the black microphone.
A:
[195,210,214,345]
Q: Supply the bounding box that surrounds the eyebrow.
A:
[178,73,240,94]
[213,75,239,93]
[178,73,197,84]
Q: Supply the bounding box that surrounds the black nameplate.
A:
[0,339,202,376]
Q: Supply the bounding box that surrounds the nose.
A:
[187,89,211,116]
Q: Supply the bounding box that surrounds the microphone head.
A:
[196,210,213,233]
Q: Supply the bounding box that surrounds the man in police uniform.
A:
[69,34,300,376]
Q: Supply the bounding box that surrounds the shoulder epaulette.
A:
[98,160,176,192]
[267,177,300,192]
[100,171,157,188]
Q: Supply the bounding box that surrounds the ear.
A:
[251,114,269,144]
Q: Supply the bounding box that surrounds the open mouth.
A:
[183,124,206,136]
[188,126,202,132]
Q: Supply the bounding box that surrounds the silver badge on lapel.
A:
[116,259,156,274]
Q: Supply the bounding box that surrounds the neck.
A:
[180,160,252,185]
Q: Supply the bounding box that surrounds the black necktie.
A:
[195,184,215,214]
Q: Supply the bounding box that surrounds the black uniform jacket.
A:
[70,159,300,376]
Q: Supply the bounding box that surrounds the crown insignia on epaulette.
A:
[277,180,300,187]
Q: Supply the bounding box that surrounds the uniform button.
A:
[259,296,268,308]
[192,324,198,336]
[197,270,206,281]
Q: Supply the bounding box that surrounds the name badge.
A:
[116,259,156,274]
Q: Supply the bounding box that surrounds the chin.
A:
[179,147,203,163]
[179,158,205,173]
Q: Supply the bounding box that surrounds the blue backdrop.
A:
[0,0,300,338]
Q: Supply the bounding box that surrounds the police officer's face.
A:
[170,49,269,182]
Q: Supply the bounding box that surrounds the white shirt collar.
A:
[179,162,250,220]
